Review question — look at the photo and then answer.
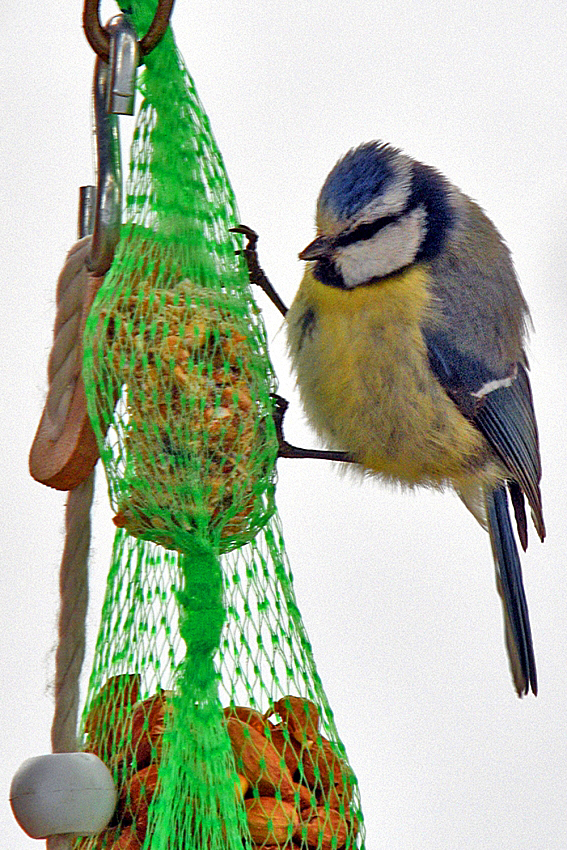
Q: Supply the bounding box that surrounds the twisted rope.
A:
[50,473,93,755]
[44,238,92,442]
[40,239,98,849]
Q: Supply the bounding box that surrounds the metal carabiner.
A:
[83,15,138,275]
[85,56,121,275]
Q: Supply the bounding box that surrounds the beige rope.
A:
[40,239,98,849]
[45,472,93,850]
[44,237,92,442]
[50,473,93,755]
[47,837,77,850]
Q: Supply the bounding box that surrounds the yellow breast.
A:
[286,265,487,487]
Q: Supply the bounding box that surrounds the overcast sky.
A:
[2,1,567,847]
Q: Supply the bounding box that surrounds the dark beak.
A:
[298,235,332,261]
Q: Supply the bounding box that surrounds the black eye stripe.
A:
[334,213,400,248]
[313,257,347,288]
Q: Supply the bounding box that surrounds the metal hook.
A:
[85,56,121,275]
[83,15,138,275]
[83,0,175,64]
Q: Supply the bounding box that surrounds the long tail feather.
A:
[486,485,537,696]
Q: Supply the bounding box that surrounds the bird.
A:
[283,141,545,697]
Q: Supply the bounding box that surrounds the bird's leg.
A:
[271,394,355,463]
[230,225,289,317]
[231,227,353,464]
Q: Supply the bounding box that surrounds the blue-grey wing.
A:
[425,329,543,695]
[424,329,544,544]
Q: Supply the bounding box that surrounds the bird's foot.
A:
[230,225,288,317]
[271,393,354,463]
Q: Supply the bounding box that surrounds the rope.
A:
[45,471,93,850]
[44,237,92,442]
[39,239,98,848]
[50,473,93,755]
[47,837,77,850]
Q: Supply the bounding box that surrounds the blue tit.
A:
[286,141,545,697]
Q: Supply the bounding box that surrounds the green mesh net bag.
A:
[78,3,366,849]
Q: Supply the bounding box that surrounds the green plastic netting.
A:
[77,3,365,849]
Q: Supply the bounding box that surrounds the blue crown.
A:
[318,142,400,221]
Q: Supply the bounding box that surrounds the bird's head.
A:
[300,141,455,289]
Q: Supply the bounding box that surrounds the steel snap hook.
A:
[84,15,138,275]
[85,55,121,275]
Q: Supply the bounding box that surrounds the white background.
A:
[2,1,567,847]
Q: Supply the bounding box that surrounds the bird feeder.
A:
[14,2,366,848]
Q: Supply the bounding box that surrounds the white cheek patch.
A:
[336,207,427,288]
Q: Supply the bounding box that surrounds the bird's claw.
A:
[230,224,259,252]
[270,393,296,458]
[231,225,288,316]
[270,393,354,463]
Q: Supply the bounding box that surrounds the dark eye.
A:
[334,214,400,248]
